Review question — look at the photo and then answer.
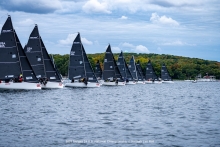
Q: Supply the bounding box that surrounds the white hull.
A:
[145,81,154,84]
[98,80,103,85]
[65,82,100,88]
[162,80,174,84]
[197,79,217,82]
[41,82,63,89]
[0,82,41,90]
[102,81,125,86]
[136,81,145,84]
[126,81,136,85]
[154,81,162,84]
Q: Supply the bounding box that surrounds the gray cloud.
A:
[150,0,201,8]
[0,0,62,14]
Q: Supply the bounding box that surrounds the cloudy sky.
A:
[0,0,220,61]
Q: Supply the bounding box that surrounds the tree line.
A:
[52,53,220,80]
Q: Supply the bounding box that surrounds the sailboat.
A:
[161,63,174,83]
[136,61,145,78]
[117,51,136,85]
[145,60,162,84]
[102,45,125,86]
[128,56,144,84]
[94,60,103,85]
[65,33,100,88]
[135,61,145,84]
[0,15,41,90]
[24,24,63,89]
[128,56,137,81]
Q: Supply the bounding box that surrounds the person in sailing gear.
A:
[115,78,118,85]
[71,78,74,83]
[39,78,43,84]
[42,77,48,85]
[5,78,10,83]
[18,74,23,82]
[83,77,88,85]
[126,78,129,83]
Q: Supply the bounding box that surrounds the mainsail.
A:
[117,51,127,80]
[68,33,98,82]
[136,60,145,80]
[82,45,98,82]
[103,45,123,81]
[117,51,133,81]
[0,15,38,82]
[95,60,102,79]
[161,63,172,81]
[124,59,134,81]
[24,24,61,82]
[128,56,138,80]
[145,60,159,81]
[136,64,144,81]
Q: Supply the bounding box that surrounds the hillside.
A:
[53,53,220,80]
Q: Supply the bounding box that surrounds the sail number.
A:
[27,47,32,52]
[0,42,5,47]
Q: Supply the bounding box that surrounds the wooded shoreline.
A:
[52,53,220,80]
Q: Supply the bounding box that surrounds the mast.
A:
[79,34,87,78]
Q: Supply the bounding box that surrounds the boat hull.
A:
[102,81,125,86]
[98,80,104,85]
[145,81,154,84]
[0,82,41,90]
[154,81,162,84]
[162,80,174,84]
[126,81,136,85]
[41,82,63,89]
[65,82,100,88]
[136,81,145,84]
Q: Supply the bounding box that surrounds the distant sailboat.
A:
[94,60,103,85]
[102,45,125,86]
[128,56,138,81]
[135,64,145,84]
[117,51,136,85]
[0,15,41,90]
[136,60,145,79]
[95,60,102,80]
[161,63,174,83]
[24,24,63,89]
[145,60,161,84]
[128,56,145,84]
[65,33,100,88]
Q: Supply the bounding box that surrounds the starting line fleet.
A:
[0,16,174,90]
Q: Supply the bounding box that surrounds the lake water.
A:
[0,81,220,147]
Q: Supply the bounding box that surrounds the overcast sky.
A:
[0,0,219,61]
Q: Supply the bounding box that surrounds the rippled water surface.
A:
[0,82,220,147]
